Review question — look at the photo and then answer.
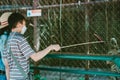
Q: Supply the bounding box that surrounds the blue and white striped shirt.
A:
[3,32,35,80]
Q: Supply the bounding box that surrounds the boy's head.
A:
[8,12,27,34]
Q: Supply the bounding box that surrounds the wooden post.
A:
[85,0,90,80]
[33,0,40,77]
[33,0,39,51]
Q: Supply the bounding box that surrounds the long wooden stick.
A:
[61,41,104,49]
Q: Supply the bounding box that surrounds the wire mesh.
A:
[0,0,120,80]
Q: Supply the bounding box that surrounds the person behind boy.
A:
[0,31,8,80]
[2,12,60,80]
[0,12,12,80]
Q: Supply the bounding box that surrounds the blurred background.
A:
[0,0,120,80]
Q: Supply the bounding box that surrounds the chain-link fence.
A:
[0,0,120,80]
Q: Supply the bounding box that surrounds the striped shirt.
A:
[3,32,35,80]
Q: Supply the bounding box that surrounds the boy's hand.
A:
[49,44,61,51]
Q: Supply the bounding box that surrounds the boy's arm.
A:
[4,59,10,80]
[30,44,60,62]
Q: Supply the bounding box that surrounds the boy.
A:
[3,12,60,80]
